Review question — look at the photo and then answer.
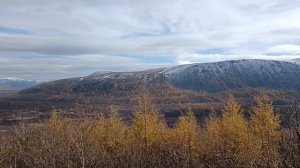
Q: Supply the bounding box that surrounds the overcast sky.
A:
[0,0,300,80]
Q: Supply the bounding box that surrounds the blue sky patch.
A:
[0,26,32,35]
[142,56,173,64]
[195,48,229,55]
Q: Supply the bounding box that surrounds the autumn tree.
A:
[202,110,222,166]
[41,110,76,167]
[94,106,127,167]
[204,95,255,167]
[173,107,200,167]
[279,97,300,167]
[129,90,165,146]
[71,119,95,168]
[250,92,281,167]
[127,90,168,167]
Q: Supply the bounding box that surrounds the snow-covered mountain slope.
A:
[23,59,300,94]
[292,58,300,64]
[163,59,300,92]
[0,78,43,90]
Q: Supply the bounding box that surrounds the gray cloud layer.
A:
[0,0,300,80]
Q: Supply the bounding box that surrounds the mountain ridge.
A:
[0,59,299,114]
[0,78,43,90]
[23,59,300,94]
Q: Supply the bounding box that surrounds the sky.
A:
[0,0,300,80]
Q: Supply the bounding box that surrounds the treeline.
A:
[1,91,300,168]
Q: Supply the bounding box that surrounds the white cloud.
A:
[267,44,300,55]
[0,0,299,80]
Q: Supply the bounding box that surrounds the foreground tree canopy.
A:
[0,91,299,168]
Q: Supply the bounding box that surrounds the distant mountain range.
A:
[0,78,43,90]
[24,59,300,94]
[1,59,300,114]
